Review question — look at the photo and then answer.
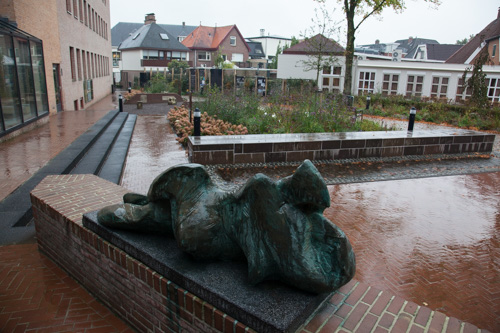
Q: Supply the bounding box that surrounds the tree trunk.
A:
[344,4,356,96]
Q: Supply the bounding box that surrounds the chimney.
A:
[375,39,380,45]
[498,7,500,19]
[144,13,156,25]
[182,21,185,27]
[260,29,265,37]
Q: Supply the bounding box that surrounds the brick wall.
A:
[31,174,254,333]
[188,131,496,165]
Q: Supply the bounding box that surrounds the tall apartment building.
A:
[0,0,112,137]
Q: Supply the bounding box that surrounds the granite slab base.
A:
[83,211,329,333]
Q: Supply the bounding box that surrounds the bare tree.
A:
[299,6,342,90]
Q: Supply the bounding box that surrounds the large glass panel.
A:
[30,41,48,115]
[0,34,22,130]
[14,36,36,121]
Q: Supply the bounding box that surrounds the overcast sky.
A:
[110,0,499,46]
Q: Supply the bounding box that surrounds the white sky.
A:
[110,0,499,46]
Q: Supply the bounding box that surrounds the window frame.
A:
[230,36,236,46]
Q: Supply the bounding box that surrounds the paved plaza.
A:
[0,93,499,332]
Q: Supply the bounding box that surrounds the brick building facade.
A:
[0,0,112,113]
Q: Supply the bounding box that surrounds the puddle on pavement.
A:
[326,172,500,332]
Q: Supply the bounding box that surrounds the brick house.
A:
[181,25,250,67]
[446,8,500,66]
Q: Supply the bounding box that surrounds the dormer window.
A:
[230,36,236,46]
[178,36,186,42]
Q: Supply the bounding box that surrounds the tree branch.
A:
[354,0,388,32]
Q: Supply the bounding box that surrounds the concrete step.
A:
[0,109,127,245]
[70,112,128,175]
[98,114,137,184]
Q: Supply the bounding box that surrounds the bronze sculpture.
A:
[98,160,355,294]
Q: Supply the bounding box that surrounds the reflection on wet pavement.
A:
[120,116,188,194]
[326,173,500,332]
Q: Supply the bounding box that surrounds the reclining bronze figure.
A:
[98,160,355,294]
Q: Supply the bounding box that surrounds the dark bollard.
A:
[194,107,201,136]
[119,94,123,112]
[128,81,132,93]
[408,107,416,131]
[189,92,193,123]
[366,96,371,110]
[347,95,354,107]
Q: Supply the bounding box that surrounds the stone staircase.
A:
[0,110,136,245]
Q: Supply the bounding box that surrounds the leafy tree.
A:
[456,34,475,45]
[462,42,491,108]
[316,0,440,95]
[269,42,284,69]
[291,36,299,47]
[167,59,189,70]
[300,5,341,90]
[214,47,225,69]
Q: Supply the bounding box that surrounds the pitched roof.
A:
[118,23,189,51]
[425,44,463,61]
[283,34,345,55]
[246,40,265,58]
[446,11,500,64]
[395,38,439,58]
[181,25,251,51]
[111,22,197,46]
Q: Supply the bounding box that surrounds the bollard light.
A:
[194,107,201,136]
[408,107,417,132]
[119,94,123,112]
[366,96,371,110]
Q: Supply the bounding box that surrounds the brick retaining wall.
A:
[31,175,254,333]
[30,174,489,333]
[188,130,495,165]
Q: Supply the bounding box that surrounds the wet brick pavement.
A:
[0,244,132,333]
[120,111,500,332]
[1,96,499,332]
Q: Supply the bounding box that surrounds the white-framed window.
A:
[455,77,472,103]
[486,77,500,102]
[232,53,243,62]
[143,50,159,60]
[172,51,187,61]
[198,51,211,61]
[358,71,375,95]
[230,36,236,46]
[178,36,186,42]
[431,76,449,99]
[406,75,424,97]
[382,74,399,96]
[321,66,342,92]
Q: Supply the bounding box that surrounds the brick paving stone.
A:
[0,244,132,333]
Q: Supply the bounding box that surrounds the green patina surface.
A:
[98,160,355,294]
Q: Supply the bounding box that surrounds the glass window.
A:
[230,36,236,46]
[0,34,22,130]
[358,71,376,95]
[30,41,48,115]
[406,75,424,97]
[232,53,243,62]
[14,37,37,121]
[382,74,399,96]
[431,76,448,99]
[198,51,210,61]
